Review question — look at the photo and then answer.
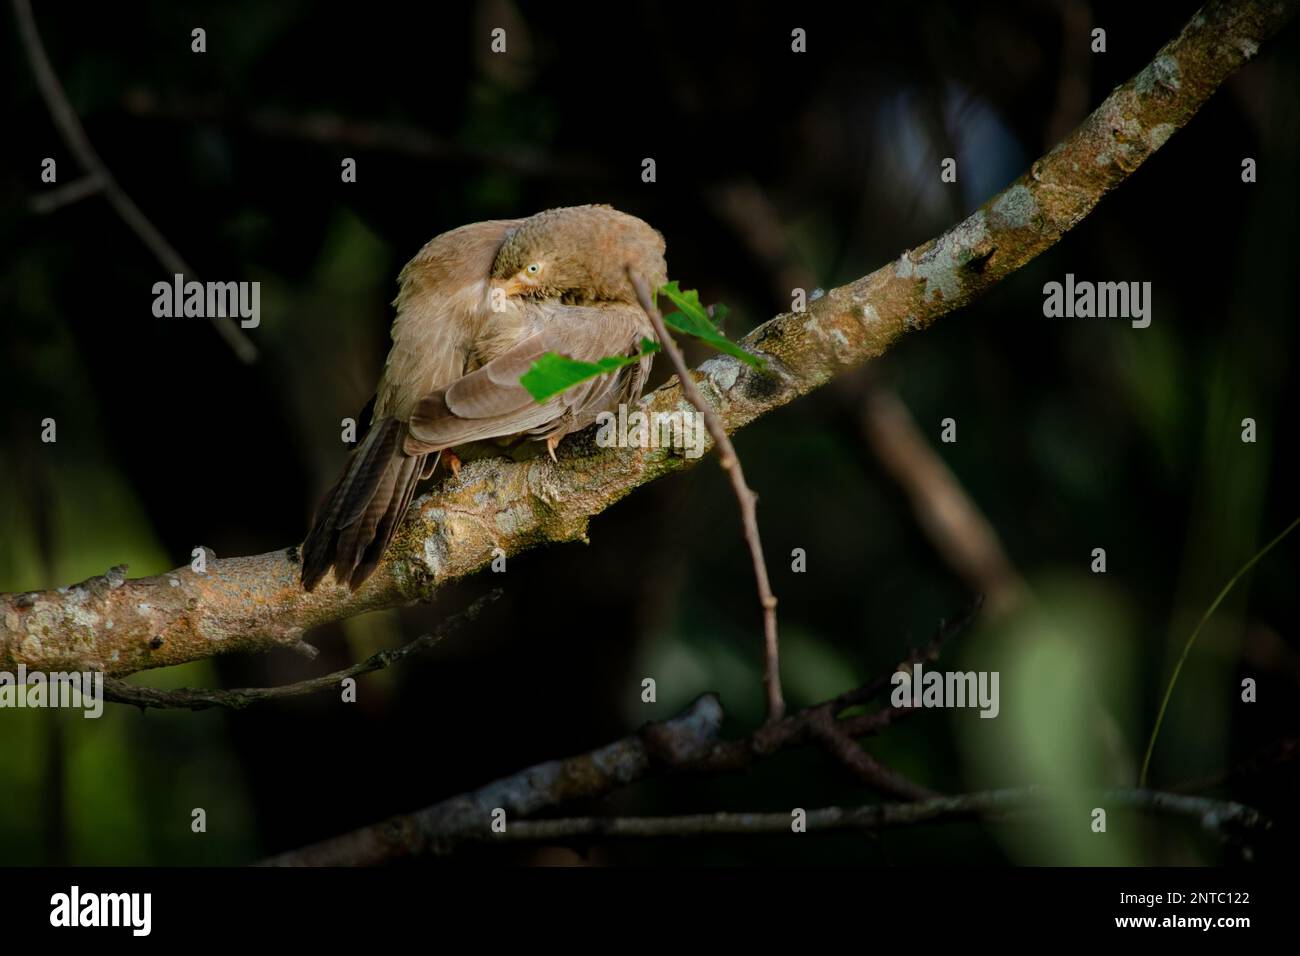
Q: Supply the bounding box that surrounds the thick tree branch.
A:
[3,0,1294,678]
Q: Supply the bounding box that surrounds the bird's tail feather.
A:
[301,418,429,591]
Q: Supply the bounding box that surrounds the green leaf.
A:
[520,338,660,403]
[658,280,766,370]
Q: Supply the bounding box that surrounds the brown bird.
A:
[301,204,668,592]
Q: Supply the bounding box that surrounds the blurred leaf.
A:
[955,577,1141,864]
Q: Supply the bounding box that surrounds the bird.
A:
[300,204,668,592]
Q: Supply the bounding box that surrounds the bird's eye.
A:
[526,263,541,275]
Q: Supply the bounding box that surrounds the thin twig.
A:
[808,708,938,800]
[1140,513,1300,786]
[28,172,105,214]
[450,788,1270,850]
[12,0,258,364]
[120,90,607,181]
[630,272,784,723]
[805,603,983,800]
[103,590,502,711]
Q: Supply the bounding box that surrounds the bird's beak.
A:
[501,273,538,298]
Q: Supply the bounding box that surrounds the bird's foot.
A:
[445,450,462,478]
[545,434,561,463]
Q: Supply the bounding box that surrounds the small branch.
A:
[28,172,105,214]
[12,0,257,364]
[102,590,501,711]
[449,789,1270,850]
[806,603,982,799]
[631,272,784,723]
[120,90,606,181]
[856,386,1027,614]
[263,607,975,864]
[808,708,938,801]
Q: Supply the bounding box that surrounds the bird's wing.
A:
[405,301,651,451]
[375,218,524,422]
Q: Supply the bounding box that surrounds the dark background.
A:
[2,0,1297,865]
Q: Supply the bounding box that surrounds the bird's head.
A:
[491,205,667,304]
